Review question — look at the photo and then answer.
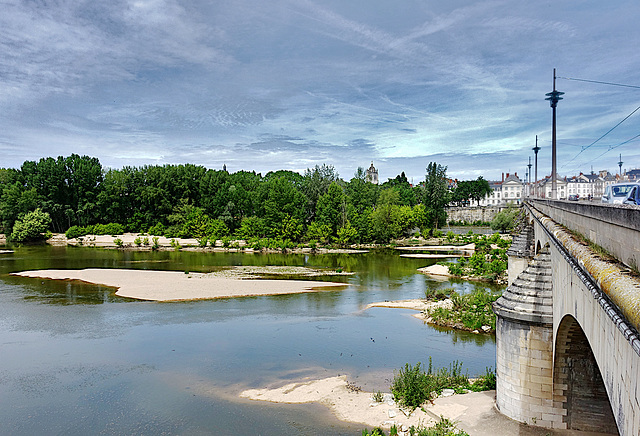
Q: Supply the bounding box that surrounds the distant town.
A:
[364,162,640,205]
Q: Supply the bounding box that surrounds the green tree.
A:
[315,182,346,236]
[423,162,450,230]
[10,208,52,243]
[469,177,492,206]
[259,176,306,239]
[302,164,339,223]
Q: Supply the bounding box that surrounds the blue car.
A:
[623,184,640,206]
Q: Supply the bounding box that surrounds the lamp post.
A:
[545,69,564,199]
[532,136,541,198]
[527,157,532,198]
[618,154,624,179]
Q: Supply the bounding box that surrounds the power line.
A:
[562,104,640,168]
[557,76,640,90]
[564,133,640,173]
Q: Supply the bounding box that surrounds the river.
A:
[0,246,501,435]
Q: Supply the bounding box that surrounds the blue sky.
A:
[2,0,640,183]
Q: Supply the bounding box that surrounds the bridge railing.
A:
[528,199,640,271]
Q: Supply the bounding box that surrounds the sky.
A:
[2,0,640,183]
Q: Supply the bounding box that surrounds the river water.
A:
[0,246,501,435]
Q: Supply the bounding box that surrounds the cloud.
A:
[1,0,639,181]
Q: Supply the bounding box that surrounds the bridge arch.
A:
[553,314,618,434]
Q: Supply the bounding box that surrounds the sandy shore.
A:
[395,243,476,251]
[417,263,452,277]
[399,253,464,259]
[45,233,370,254]
[11,268,349,301]
[240,375,502,434]
[364,298,452,319]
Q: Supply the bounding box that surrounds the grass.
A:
[362,417,470,436]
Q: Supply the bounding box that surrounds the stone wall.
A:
[446,206,505,224]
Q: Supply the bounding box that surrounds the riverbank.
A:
[11,268,349,301]
[45,233,371,254]
[240,376,584,436]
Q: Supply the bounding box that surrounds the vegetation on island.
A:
[437,231,511,282]
[423,287,501,332]
[0,155,461,246]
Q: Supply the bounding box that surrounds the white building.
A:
[479,173,523,206]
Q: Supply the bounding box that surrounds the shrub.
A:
[113,238,124,247]
[65,225,86,239]
[143,237,149,246]
[134,237,142,246]
[148,222,165,236]
[391,362,432,410]
[10,209,52,243]
[152,236,160,250]
[490,207,519,233]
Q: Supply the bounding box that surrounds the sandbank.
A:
[0,250,13,254]
[365,298,452,314]
[48,233,369,254]
[399,253,463,259]
[364,298,452,323]
[395,243,476,251]
[11,268,349,301]
[417,264,452,277]
[240,375,497,432]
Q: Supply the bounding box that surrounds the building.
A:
[478,173,523,206]
[365,162,379,184]
[537,175,567,199]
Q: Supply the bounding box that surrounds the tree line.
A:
[0,154,491,244]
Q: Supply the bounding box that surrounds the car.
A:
[568,194,579,201]
[623,184,640,206]
[601,183,636,204]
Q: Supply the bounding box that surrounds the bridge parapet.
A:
[527,201,640,336]
[529,199,639,271]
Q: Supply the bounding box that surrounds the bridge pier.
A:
[493,249,565,428]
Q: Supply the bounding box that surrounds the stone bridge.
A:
[493,199,640,435]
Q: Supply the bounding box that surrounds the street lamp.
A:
[533,135,540,198]
[545,69,564,200]
[527,157,532,197]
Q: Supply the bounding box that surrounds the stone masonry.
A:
[493,250,566,428]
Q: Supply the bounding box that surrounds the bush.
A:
[65,225,85,239]
[490,207,519,233]
[391,362,432,410]
[152,236,160,250]
[113,238,124,247]
[148,222,165,236]
[10,209,52,243]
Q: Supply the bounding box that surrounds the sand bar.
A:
[417,264,452,277]
[11,268,349,301]
[364,298,452,312]
[395,243,475,251]
[0,250,13,254]
[240,375,499,433]
[399,253,463,259]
